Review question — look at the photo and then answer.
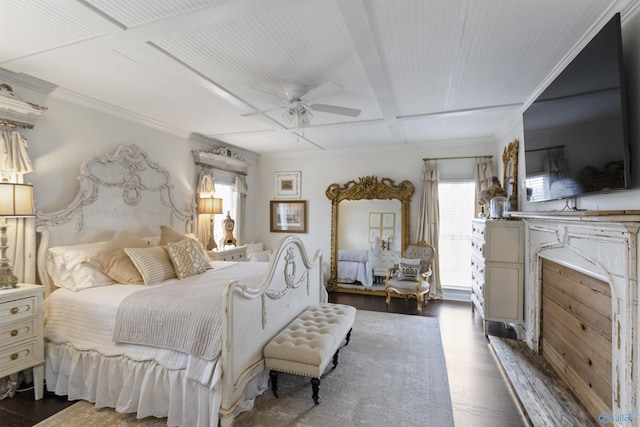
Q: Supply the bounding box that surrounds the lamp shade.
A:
[198,197,223,215]
[0,183,35,217]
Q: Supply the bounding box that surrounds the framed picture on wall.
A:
[274,171,301,199]
[270,200,307,233]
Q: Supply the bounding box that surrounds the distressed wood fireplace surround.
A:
[511,210,640,423]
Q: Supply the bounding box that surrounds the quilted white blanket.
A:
[112,262,267,360]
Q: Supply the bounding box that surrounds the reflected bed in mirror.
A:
[326,176,414,296]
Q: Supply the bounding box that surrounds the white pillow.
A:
[248,249,272,262]
[47,241,116,291]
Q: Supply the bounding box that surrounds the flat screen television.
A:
[523,13,630,202]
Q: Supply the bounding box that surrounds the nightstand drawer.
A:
[0,296,37,325]
[0,339,38,374]
[0,318,37,348]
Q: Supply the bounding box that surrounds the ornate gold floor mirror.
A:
[325,176,414,295]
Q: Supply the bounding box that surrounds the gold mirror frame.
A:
[325,176,414,295]
[502,139,519,212]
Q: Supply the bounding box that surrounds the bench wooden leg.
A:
[345,328,352,345]
[332,349,340,369]
[270,370,279,398]
[311,378,320,405]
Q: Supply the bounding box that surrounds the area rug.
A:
[35,310,454,427]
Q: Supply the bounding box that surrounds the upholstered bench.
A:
[263,303,356,405]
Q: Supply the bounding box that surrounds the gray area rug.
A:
[36,310,454,427]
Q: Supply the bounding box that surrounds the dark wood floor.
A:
[0,293,528,427]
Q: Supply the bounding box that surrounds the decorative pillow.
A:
[125,246,177,285]
[167,238,211,279]
[397,257,421,281]
[47,241,116,291]
[159,225,189,246]
[87,231,148,284]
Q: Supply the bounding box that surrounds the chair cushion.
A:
[397,257,421,281]
[405,244,434,274]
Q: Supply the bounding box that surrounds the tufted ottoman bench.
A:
[263,303,356,405]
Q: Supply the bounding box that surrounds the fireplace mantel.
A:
[512,211,639,422]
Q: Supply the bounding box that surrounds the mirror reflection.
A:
[326,176,414,296]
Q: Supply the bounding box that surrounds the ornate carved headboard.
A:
[36,144,194,292]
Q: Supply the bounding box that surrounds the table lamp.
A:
[0,182,35,289]
[198,197,223,251]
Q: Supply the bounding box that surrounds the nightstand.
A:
[208,245,248,262]
[0,284,44,400]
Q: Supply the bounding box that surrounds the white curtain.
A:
[232,175,248,244]
[196,167,215,246]
[416,160,442,299]
[1,131,33,179]
[474,158,496,217]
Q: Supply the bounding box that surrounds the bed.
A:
[337,249,372,287]
[35,144,325,427]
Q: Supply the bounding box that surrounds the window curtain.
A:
[416,160,442,299]
[474,158,496,217]
[196,166,215,246]
[233,176,248,244]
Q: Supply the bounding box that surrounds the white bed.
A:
[36,145,325,426]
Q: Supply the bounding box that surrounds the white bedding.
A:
[44,261,267,385]
[337,250,373,286]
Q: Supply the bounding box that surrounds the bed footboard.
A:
[218,235,325,425]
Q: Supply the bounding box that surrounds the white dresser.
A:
[470,219,524,336]
[371,250,401,283]
[0,284,44,399]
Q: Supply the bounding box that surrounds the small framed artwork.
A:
[270,200,307,233]
[382,212,395,228]
[369,212,381,228]
[274,171,301,199]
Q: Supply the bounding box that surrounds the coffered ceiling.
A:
[0,0,637,153]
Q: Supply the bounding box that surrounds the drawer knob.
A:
[10,353,18,361]
[10,329,18,337]
[10,307,19,314]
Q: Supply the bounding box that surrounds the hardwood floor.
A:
[0,294,528,426]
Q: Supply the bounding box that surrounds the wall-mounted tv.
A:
[523,13,630,202]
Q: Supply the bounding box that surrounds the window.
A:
[438,181,475,288]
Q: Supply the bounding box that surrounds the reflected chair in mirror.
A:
[384,241,435,314]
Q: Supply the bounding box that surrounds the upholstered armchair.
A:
[384,241,435,314]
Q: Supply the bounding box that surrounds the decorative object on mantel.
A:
[0,84,47,129]
[274,171,301,199]
[479,176,507,217]
[0,182,35,288]
[220,211,237,247]
[198,197,223,251]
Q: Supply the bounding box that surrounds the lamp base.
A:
[0,266,18,289]
[207,236,218,251]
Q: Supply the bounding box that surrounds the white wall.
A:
[17,91,260,242]
[257,138,498,272]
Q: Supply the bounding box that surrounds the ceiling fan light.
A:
[282,108,295,123]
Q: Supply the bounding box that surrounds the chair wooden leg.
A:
[270,370,279,398]
[311,378,320,405]
[385,292,391,306]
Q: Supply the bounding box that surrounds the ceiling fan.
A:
[242,83,361,127]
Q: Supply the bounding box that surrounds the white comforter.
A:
[44,261,268,385]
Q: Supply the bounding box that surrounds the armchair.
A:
[384,241,435,314]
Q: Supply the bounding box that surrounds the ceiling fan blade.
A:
[310,103,361,117]
[241,107,282,117]
[303,81,341,102]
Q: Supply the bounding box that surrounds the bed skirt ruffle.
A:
[45,342,266,426]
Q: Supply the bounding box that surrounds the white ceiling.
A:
[0,0,637,154]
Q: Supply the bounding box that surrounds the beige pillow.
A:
[88,231,148,284]
[125,246,177,285]
[159,225,188,246]
[167,238,211,279]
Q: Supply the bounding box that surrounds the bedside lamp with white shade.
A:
[0,182,35,289]
[198,197,223,251]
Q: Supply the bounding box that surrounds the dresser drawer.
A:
[0,296,37,325]
[0,339,39,375]
[471,221,486,242]
[0,318,36,348]
[471,238,485,259]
